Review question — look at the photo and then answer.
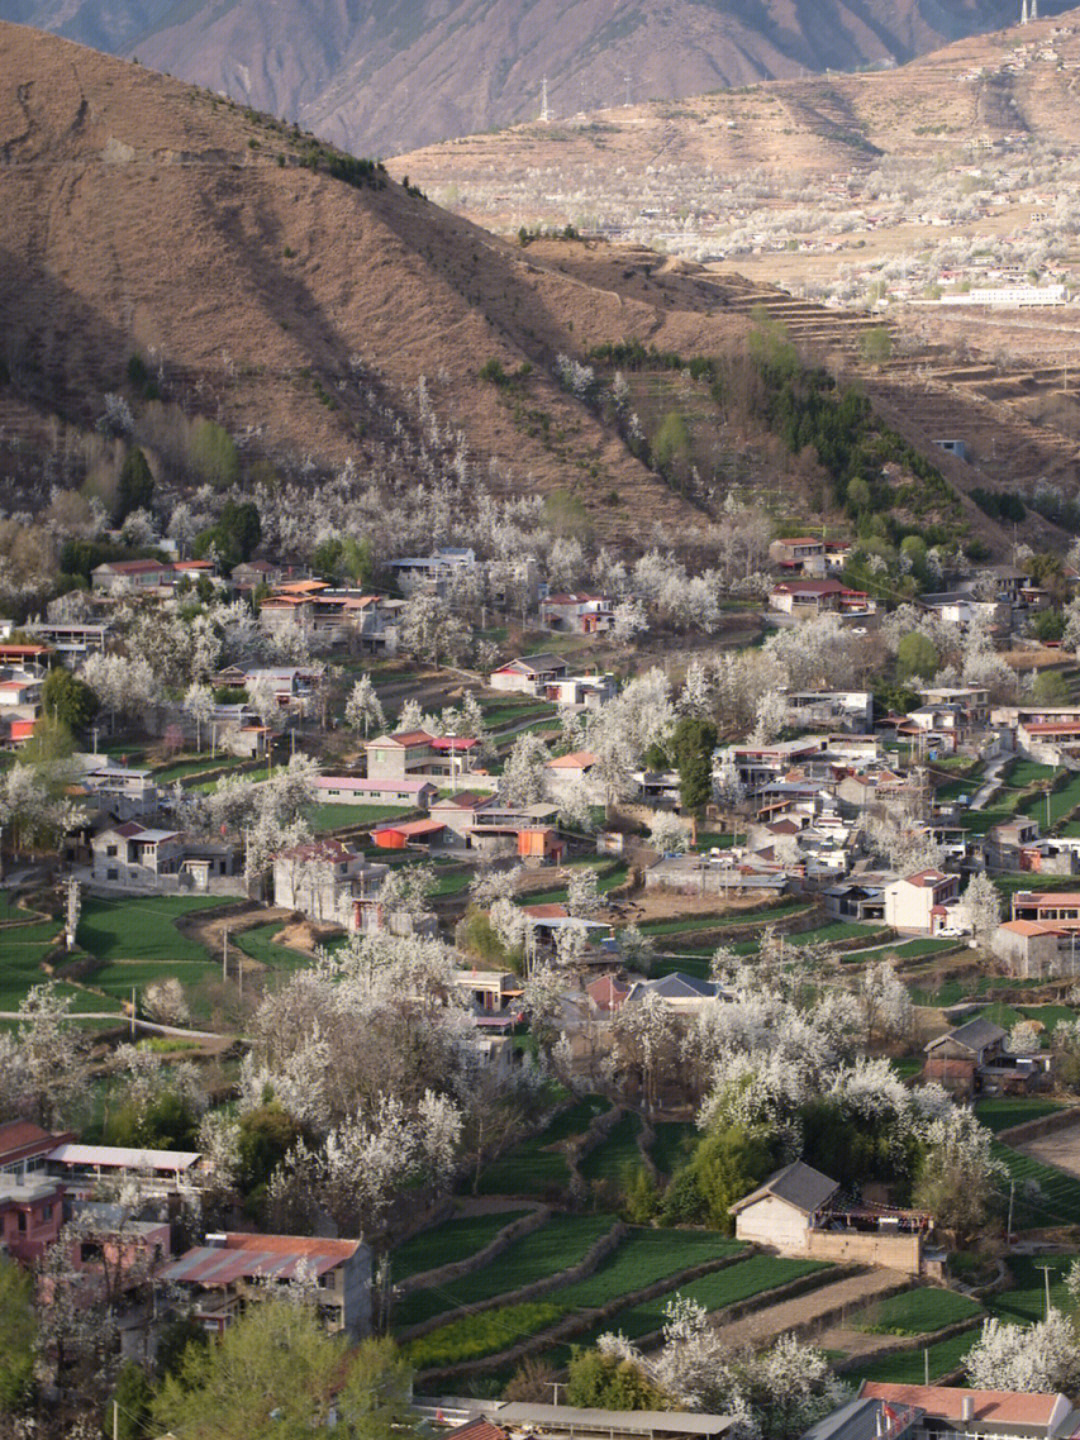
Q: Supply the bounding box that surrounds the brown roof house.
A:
[160,1232,371,1336]
[883,869,960,935]
[923,1017,1008,1097]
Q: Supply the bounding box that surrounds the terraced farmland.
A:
[392,1210,530,1283]
[563,1252,832,1350]
[992,1143,1080,1228]
[395,1214,613,1328]
[579,1112,643,1188]
[476,1095,610,1197]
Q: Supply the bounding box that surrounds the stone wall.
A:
[805,1228,922,1276]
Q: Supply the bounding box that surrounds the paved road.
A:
[969,755,1009,812]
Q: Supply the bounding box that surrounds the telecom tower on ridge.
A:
[540,76,550,122]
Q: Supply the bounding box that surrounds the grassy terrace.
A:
[395,1215,613,1328]
[77,895,224,965]
[975,1098,1066,1134]
[853,1288,982,1335]
[476,1096,611,1196]
[391,1211,530,1283]
[561,1252,830,1354]
[993,1144,1080,1229]
[307,803,415,833]
[232,923,315,974]
[550,1229,746,1311]
[650,1121,697,1178]
[844,1328,978,1387]
[579,1112,643,1187]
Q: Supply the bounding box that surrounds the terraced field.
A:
[395,1214,613,1328]
[992,1144,1080,1229]
[476,1096,610,1197]
[392,1210,531,1283]
[579,1112,643,1188]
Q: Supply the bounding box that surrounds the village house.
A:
[1012,889,1080,929]
[768,579,874,616]
[808,1385,1079,1440]
[623,972,729,1015]
[91,558,173,595]
[0,640,52,673]
[160,1232,372,1336]
[313,775,439,808]
[992,919,1080,979]
[90,822,240,892]
[783,690,874,733]
[768,536,827,574]
[544,751,602,803]
[489,654,570,695]
[730,1160,838,1249]
[918,591,1008,628]
[539,593,615,634]
[388,547,478,597]
[0,1174,65,1264]
[272,838,389,932]
[366,730,483,784]
[923,1017,1010,1097]
[883,869,961,935]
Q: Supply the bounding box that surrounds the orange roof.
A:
[375,818,446,838]
[860,1383,1066,1426]
[999,919,1063,936]
[521,902,570,920]
[225,1231,359,1259]
[379,730,433,747]
[274,580,328,594]
[546,750,598,769]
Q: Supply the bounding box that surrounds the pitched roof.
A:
[639,972,719,1000]
[162,1232,360,1286]
[901,869,951,887]
[0,1119,64,1162]
[925,1016,1007,1054]
[859,1383,1068,1428]
[729,1160,838,1217]
[546,750,599,769]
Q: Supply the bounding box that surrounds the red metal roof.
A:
[860,1383,1065,1426]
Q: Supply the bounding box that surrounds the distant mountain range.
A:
[0,0,1067,155]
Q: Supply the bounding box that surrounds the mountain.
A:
[0,0,1069,156]
[0,20,763,546]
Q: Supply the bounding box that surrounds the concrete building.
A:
[272,838,389,932]
[540,593,615,634]
[883,870,961,935]
[366,730,480,783]
[768,579,873,616]
[0,1174,65,1264]
[161,1232,371,1336]
[489,654,570,695]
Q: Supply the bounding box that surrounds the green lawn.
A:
[152,755,252,783]
[392,1211,530,1283]
[579,1112,643,1187]
[307,803,415,834]
[395,1215,613,1328]
[77,895,225,964]
[843,1327,979,1387]
[0,919,65,1008]
[1003,759,1058,789]
[853,1288,983,1335]
[1017,771,1080,830]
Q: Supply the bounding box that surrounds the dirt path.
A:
[710,1268,909,1348]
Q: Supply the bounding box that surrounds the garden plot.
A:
[394,1214,613,1329]
[992,1142,1080,1227]
[392,1210,531,1283]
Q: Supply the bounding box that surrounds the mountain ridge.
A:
[0,0,1067,155]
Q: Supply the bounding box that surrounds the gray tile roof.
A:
[729,1160,838,1217]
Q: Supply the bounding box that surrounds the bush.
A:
[188,420,239,489]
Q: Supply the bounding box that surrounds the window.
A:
[323,1270,335,1290]
[107,869,118,881]
[106,845,118,857]
[41,1204,52,1221]
[17,1213,27,1233]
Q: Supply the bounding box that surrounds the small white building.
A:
[883,869,961,935]
[730,1162,839,1249]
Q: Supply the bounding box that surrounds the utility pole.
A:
[222,927,229,983]
[1006,1180,1015,1247]
[130,986,136,1041]
[1036,1263,1054,1317]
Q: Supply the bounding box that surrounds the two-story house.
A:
[883,869,961,935]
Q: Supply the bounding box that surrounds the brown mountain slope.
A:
[0,0,1067,157]
[393,8,1080,207]
[2,21,768,543]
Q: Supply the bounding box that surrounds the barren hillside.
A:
[0,0,1069,156]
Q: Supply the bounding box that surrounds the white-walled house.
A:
[730,1162,839,1248]
[883,869,961,934]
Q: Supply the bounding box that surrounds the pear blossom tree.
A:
[344,674,386,739]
